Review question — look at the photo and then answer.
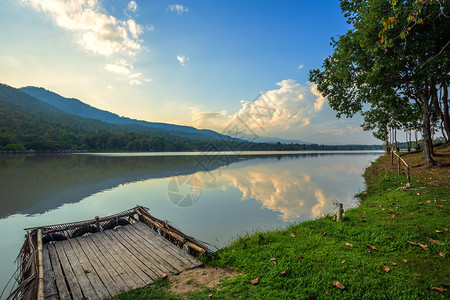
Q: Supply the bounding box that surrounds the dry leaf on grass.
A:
[291,231,296,238]
[390,261,397,266]
[251,278,259,285]
[439,252,446,257]
[208,293,213,298]
[431,287,447,293]
[280,270,286,276]
[341,260,346,264]
[407,241,418,246]
[426,237,444,245]
[414,273,421,277]
[436,230,443,233]
[345,242,354,247]
[381,265,391,272]
[402,259,408,263]
[333,281,345,289]
[367,244,377,250]
[418,243,430,251]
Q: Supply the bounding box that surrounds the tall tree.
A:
[310,0,449,166]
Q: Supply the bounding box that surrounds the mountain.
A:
[20,86,227,140]
[0,83,243,151]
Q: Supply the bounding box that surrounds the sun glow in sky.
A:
[0,0,379,144]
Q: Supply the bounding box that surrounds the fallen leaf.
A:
[437,205,444,208]
[427,212,434,215]
[280,270,286,276]
[418,243,430,251]
[385,237,391,241]
[439,252,446,257]
[298,255,304,259]
[402,259,408,263]
[291,231,296,238]
[367,244,377,250]
[407,241,418,246]
[84,269,91,273]
[345,242,354,247]
[272,260,278,265]
[426,237,444,245]
[414,273,421,277]
[417,193,420,196]
[251,278,259,285]
[208,293,213,298]
[51,274,56,278]
[373,212,377,215]
[410,213,415,215]
[326,290,331,295]
[431,287,447,293]
[426,200,431,203]
[161,273,168,279]
[390,261,397,266]
[341,260,346,264]
[445,229,449,232]
[321,232,327,236]
[381,265,390,272]
[270,257,277,261]
[333,281,345,289]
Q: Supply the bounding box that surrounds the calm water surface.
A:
[0,151,382,291]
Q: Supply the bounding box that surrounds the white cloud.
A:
[104,58,151,86]
[177,54,189,66]
[167,4,189,15]
[190,79,327,135]
[298,64,304,70]
[127,1,137,13]
[22,0,143,57]
[310,83,326,111]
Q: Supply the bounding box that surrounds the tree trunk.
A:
[384,124,389,153]
[442,86,450,142]
[422,96,437,166]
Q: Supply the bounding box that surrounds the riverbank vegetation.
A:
[113,145,449,299]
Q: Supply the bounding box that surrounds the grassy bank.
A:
[114,147,449,299]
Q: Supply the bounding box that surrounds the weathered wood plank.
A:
[133,222,202,267]
[123,224,189,272]
[76,236,123,296]
[68,238,111,299]
[83,234,132,292]
[42,245,58,299]
[103,229,160,280]
[93,231,153,286]
[115,226,178,274]
[47,243,71,300]
[53,242,84,300]
[59,240,99,300]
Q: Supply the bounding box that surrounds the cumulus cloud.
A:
[310,83,326,111]
[318,126,362,136]
[167,4,189,15]
[190,79,328,136]
[298,64,304,70]
[22,0,143,57]
[127,1,137,13]
[177,54,189,66]
[104,58,151,85]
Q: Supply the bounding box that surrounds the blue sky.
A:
[0,0,380,144]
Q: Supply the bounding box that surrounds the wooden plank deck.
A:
[42,222,203,300]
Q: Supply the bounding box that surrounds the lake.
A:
[0,151,383,292]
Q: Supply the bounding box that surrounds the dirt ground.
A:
[167,266,238,294]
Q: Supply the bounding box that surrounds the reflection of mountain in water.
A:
[0,152,381,218]
[0,154,244,217]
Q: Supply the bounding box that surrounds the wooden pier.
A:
[8,206,210,300]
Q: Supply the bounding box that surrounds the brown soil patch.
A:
[373,145,450,190]
[167,266,238,294]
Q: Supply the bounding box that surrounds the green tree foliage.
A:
[310,0,449,166]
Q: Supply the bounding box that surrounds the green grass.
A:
[113,150,449,299]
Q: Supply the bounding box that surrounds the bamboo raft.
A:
[7,206,210,300]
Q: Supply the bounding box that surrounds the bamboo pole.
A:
[36,229,44,300]
[406,166,411,188]
[137,212,207,254]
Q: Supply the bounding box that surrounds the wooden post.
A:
[397,157,401,175]
[391,149,394,165]
[406,166,411,188]
[95,216,101,232]
[337,204,343,221]
[37,229,45,300]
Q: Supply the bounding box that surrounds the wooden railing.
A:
[391,147,411,187]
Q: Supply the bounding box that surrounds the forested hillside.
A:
[0,84,382,152]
